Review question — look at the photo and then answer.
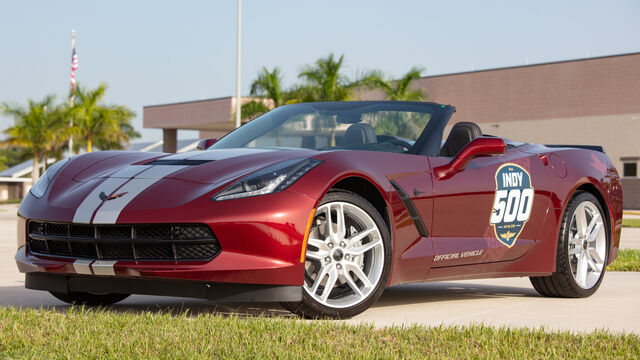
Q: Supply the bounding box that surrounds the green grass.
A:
[0,307,638,359]
[0,199,20,205]
[623,218,640,228]
[608,249,640,271]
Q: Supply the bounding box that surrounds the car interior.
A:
[340,123,378,146]
[439,121,483,157]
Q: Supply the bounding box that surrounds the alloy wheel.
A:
[568,201,606,289]
[303,201,385,308]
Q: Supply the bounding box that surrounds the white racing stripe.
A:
[92,178,163,223]
[91,165,187,224]
[73,259,93,275]
[72,164,187,225]
[73,177,132,223]
[157,148,275,162]
[132,164,187,179]
[91,260,117,276]
[107,165,154,178]
[187,148,275,161]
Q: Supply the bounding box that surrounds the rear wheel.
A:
[530,192,608,297]
[282,191,391,319]
[50,292,130,306]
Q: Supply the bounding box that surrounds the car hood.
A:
[37,148,320,224]
[67,148,320,184]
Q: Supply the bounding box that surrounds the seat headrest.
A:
[340,123,377,146]
[439,122,482,157]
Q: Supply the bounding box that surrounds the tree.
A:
[240,101,271,122]
[369,66,426,101]
[0,147,31,171]
[90,105,140,150]
[362,67,429,139]
[71,83,138,152]
[250,67,285,107]
[236,67,286,122]
[1,95,64,182]
[298,53,351,101]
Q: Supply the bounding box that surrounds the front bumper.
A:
[25,272,301,302]
[16,189,318,287]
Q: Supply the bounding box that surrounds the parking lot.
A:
[1,204,639,333]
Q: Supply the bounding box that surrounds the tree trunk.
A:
[32,155,40,183]
[87,137,92,153]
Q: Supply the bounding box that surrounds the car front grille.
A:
[27,221,220,261]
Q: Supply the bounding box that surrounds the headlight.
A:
[30,158,70,198]
[213,158,322,201]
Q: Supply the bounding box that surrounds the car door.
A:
[428,147,551,267]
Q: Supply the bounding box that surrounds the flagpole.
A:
[234,0,242,129]
[68,30,76,156]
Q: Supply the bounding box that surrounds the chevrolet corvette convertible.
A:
[15,101,622,318]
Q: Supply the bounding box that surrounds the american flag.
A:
[70,43,78,94]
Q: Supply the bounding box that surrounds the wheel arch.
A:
[553,181,613,268]
[329,176,391,232]
[573,182,613,264]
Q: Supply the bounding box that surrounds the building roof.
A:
[128,140,163,152]
[143,96,235,131]
[0,139,200,180]
[127,139,199,153]
[0,159,55,178]
[0,176,32,183]
[176,139,199,153]
[143,97,272,132]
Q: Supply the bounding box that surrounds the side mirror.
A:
[196,138,217,150]
[433,137,506,180]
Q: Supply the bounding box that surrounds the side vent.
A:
[389,180,429,237]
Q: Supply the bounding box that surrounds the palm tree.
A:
[298,53,352,101]
[250,67,285,107]
[364,67,428,139]
[71,83,138,152]
[90,105,140,150]
[1,95,64,182]
[237,67,286,122]
[370,66,426,101]
[240,101,271,122]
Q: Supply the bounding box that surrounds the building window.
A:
[621,157,639,178]
[623,162,637,178]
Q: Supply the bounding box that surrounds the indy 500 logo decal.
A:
[489,163,534,247]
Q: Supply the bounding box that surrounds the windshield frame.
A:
[209,101,454,156]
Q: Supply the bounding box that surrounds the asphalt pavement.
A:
[1,204,639,333]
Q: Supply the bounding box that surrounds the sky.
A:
[0,0,638,143]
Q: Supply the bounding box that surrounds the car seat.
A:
[439,122,482,157]
[340,123,377,146]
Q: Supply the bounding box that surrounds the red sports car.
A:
[15,101,622,318]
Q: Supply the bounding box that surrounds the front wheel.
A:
[283,191,391,318]
[50,292,130,306]
[530,192,608,297]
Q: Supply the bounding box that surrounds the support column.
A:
[163,128,177,153]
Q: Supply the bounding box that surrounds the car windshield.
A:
[210,102,440,153]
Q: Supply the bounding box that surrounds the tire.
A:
[282,190,392,319]
[50,292,130,306]
[530,192,608,298]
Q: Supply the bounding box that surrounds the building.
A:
[0,159,49,201]
[143,97,270,153]
[142,53,640,208]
